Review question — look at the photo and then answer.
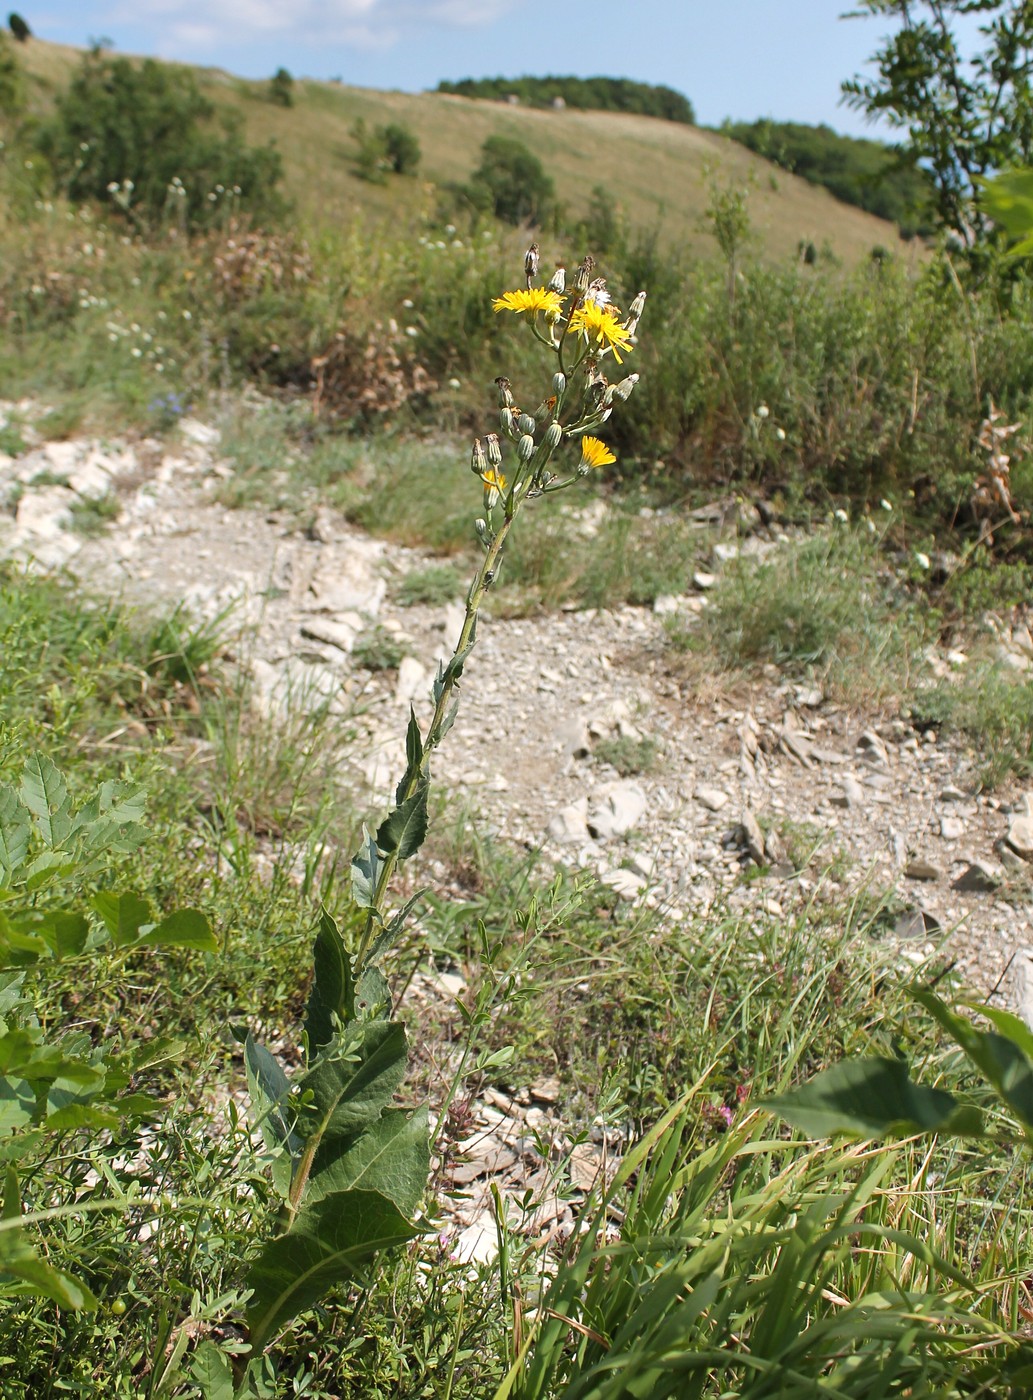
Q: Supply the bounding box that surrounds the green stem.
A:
[354,505,522,970]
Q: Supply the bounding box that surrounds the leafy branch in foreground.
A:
[0,751,215,1311]
[234,247,647,1379]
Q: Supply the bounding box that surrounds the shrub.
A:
[38,48,285,229]
[6,11,28,42]
[0,27,22,114]
[351,119,421,182]
[267,66,294,107]
[471,134,554,225]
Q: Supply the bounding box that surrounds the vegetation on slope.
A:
[436,73,695,124]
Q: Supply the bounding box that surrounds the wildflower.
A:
[492,287,564,318]
[584,278,611,308]
[568,302,634,364]
[481,467,506,490]
[580,436,616,470]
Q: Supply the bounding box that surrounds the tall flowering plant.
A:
[237,248,646,1371]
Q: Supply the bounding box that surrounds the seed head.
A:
[524,242,540,284]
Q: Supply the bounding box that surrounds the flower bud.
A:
[534,395,557,423]
[471,438,487,475]
[573,255,595,293]
[614,373,639,401]
[552,371,566,396]
[499,407,516,437]
[485,432,502,466]
[495,375,514,408]
[524,242,540,282]
[628,291,647,320]
[517,433,535,462]
[543,422,563,450]
[548,265,566,294]
[475,517,493,547]
[518,413,536,435]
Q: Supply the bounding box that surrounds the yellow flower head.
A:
[568,301,634,364]
[492,288,565,318]
[480,468,507,491]
[580,436,616,470]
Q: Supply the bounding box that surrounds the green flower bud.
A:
[495,376,514,408]
[518,413,536,435]
[543,422,563,450]
[471,438,487,475]
[485,432,503,466]
[517,433,535,462]
[500,408,516,437]
[614,373,640,401]
[552,372,566,396]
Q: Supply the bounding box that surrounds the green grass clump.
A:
[352,624,408,670]
[909,660,1033,788]
[593,734,658,776]
[395,561,463,606]
[668,526,933,701]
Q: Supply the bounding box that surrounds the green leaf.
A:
[300,1020,408,1148]
[375,780,428,862]
[19,756,73,851]
[967,1001,1033,1063]
[350,827,381,909]
[355,966,390,1018]
[763,1056,985,1140]
[23,910,89,960]
[21,852,76,893]
[364,889,426,968]
[0,786,30,886]
[136,907,216,952]
[308,1106,429,1215]
[433,616,476,703]
[0,1077,36,1136]
[913,987,1033,1130]
[73,780,148,856]
[394,707,424,806]
[0,1168,96,1310]
[305,909,354,1054]
[245,1033,299,1159]
[189,1340,235,1400]
[92,891,154,947]
[979,168,1033,247]
[0,917,45,969]
[245,1188,420,1350]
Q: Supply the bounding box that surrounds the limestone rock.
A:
[586,782,647,841]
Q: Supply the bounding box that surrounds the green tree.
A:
[7,12,29,42]
[0,28,22,114]
[267,66,293,107]
[381,122,420,175]
[844,0,1033,243]
[38,49,284,228]
[471,134,554,225]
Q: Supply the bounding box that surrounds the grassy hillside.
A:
[13,36,909,262]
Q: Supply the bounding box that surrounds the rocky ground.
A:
[3,405,1033,1262]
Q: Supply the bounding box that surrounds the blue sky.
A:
[23,0,977,138]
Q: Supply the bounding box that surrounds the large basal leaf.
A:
[136,907,216,952]
[300,1021,409,1148]
[913,987,1033,1130]
[764,1056,985,1140]
[305,910,354,1054]
[375,780,428,862]
[0,786,30,887]
[308,1105,429,1216]
[245,1187,420,1349]
[19,756,73,851]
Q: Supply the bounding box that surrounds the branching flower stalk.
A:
[239,249,645,1373]
[351,249,645,977]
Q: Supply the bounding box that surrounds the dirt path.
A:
[3,409,1032,1011]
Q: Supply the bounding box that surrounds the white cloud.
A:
[107,0,521,52]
